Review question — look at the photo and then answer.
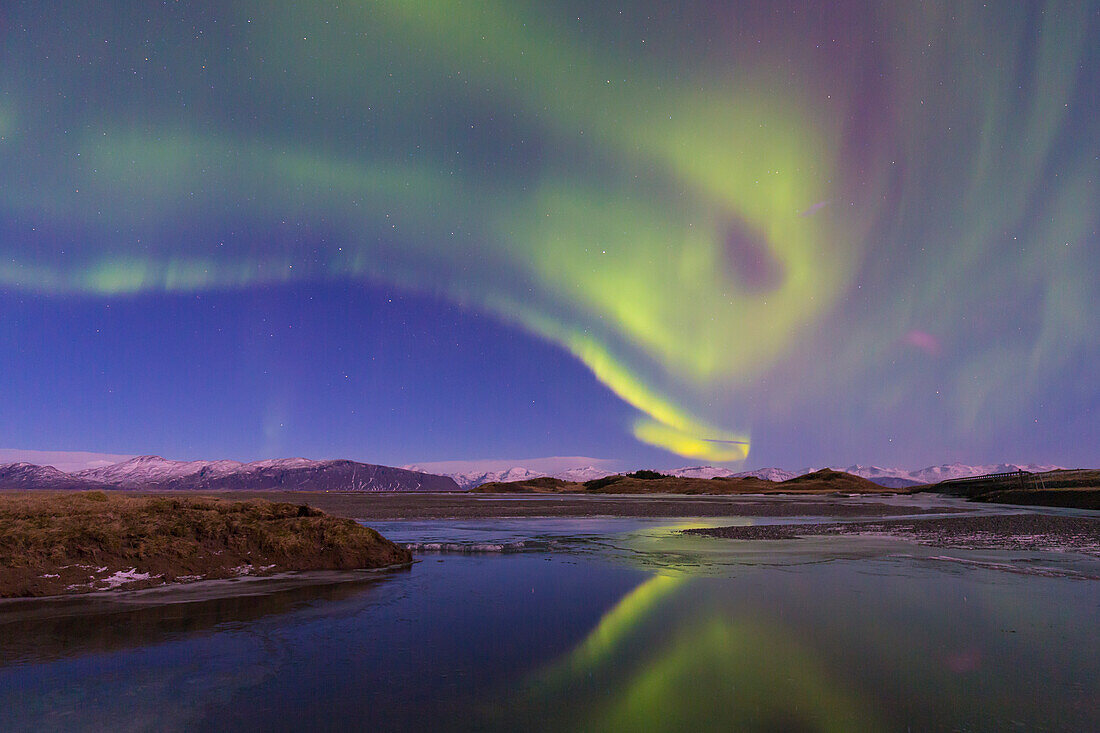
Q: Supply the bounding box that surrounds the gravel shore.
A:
[686,513,1100,554]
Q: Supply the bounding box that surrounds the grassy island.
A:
[0,492,412,598]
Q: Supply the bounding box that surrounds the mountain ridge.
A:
[431,461,1066,489]
[2,456,460,492]
[2,455,1068,492]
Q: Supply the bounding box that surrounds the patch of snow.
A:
[246,457,316,471]
[407,541,532,553]
[99,568,159,588]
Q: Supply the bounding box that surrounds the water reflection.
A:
[0,570,405,666]
[509,543,1100,732]
[521,573,875,732]
[1,506,1097,732]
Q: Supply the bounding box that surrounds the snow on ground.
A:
[100,569,158,588]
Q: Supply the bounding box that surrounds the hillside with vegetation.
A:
[0,492,411,598]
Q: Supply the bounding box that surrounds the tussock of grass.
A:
[0,492,411,598]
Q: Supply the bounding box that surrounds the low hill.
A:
[473,476,580,493]
[778,469,894,492]
[0,492,412,598]
[473,469,897,495]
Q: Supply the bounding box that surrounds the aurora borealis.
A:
[1,2,1098,467]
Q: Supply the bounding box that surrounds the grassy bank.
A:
[0,492,412,598]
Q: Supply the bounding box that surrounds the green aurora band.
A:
[526,569,875,730]
[1,2,1097,460]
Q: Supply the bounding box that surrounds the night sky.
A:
[1,1,1098,470]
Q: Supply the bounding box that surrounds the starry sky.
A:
[1,1,1098,470]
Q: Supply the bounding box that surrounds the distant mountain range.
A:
[1,454,1067,492]
[419,461,1066,489]
[0,462,114,491]
[405,464,616,490]
[813,462,1065,487]
[669,466,799,482]
[0,455,460,492]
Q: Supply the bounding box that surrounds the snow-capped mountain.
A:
[733,467,799,482]
[668,466,797,481]
[3,453,1068,493]
[555,466,615,482]
[0,462,111,491]
[75,455,245,487]
[827,464,912,480]
[805,462,1066,486]
[422,459,1070,490]
[672,462,1065,487]
[41,455,460,492]
[433,467,548,490]
[668,466,736,479]
[422,465,616,489]
[906,462,1064,484]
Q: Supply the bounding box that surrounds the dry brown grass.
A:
[0,492,411,598]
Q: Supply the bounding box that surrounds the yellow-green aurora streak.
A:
[1,1,1097,461]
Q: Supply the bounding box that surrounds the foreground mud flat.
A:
[0,492,410,598]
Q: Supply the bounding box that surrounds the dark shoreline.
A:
[162,491,969,520]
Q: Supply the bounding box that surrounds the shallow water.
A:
[1,498,1097,732]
